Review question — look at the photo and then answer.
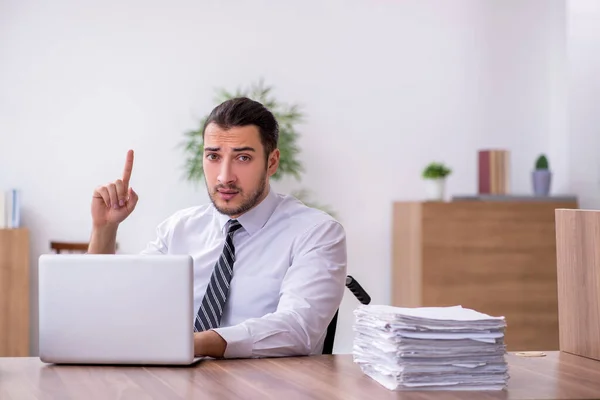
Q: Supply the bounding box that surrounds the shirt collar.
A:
[215,185,279,236]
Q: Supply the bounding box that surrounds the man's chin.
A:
[212,199,242,216]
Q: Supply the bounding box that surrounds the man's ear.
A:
[267,149,280,177]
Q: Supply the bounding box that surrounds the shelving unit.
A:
[0,228,30,356]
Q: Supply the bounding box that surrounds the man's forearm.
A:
[194,330,227,358]
[87,225,118,254]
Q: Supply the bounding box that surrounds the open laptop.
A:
[38,254,202,365]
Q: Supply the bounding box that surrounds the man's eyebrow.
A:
[203,146,256,152]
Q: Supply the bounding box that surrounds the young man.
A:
[87,97,347,359]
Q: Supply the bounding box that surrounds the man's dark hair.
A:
[202,97,279,158]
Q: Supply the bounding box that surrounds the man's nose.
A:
[217,161,235,185]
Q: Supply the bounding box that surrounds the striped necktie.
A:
[194,219,243,332]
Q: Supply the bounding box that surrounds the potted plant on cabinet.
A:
[532,154,552,196]
[422,162,452,201]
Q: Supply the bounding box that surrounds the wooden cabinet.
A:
[0,228,29,356]
[391,199,578,352]
[555,209,600,361]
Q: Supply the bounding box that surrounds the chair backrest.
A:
[322,275,371,354]
[50,242,89,254]
[50,241,119,254]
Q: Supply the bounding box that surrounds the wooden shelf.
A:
[392,199,578,352]
[0,228,30,356]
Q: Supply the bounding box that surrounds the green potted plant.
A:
[532,154,551,196]
[422,162,452,201]
[181,79,335,216]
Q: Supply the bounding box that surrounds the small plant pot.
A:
[532,170,552,196]
[425,178,446,201]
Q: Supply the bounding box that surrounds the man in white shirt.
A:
[87,97,347,359]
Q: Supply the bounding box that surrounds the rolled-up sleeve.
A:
[213,220,347,358]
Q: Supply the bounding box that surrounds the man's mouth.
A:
[217,189,239,200]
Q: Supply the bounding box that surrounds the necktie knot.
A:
[228,219,242,235]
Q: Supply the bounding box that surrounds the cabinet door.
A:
[0,228,29,356]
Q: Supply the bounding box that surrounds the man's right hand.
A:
[91,149,139,229]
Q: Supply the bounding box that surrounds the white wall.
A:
[0,0,566,355]
[481,1,568,194]
[568,0,600,209]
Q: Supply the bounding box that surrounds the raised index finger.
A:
[122,149,134,188]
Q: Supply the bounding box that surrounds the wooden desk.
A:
[1,352,600,399]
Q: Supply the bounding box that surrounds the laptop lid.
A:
[38,254,196,365]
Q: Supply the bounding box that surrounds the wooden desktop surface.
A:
[2,351,600,400]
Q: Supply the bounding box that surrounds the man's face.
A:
[203,122,279,218]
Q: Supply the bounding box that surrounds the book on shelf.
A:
[478,150,510,195]
[0,189,21,229]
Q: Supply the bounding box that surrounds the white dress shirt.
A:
[140,185,347,358]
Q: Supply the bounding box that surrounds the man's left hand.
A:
[194,330,227,358]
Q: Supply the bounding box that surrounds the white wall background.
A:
[568,0,600,210]
[0,0,568,356]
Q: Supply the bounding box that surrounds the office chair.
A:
[50,241,119,254]
[322,275,371,354]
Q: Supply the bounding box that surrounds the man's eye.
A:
[206,153,219,161]
[239,155,251,162]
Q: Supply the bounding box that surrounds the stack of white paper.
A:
[352,304,509,391]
